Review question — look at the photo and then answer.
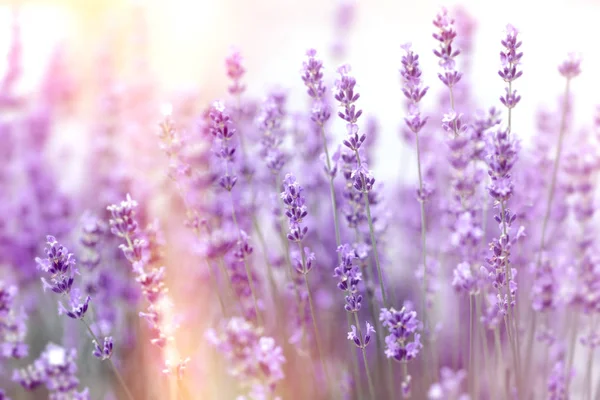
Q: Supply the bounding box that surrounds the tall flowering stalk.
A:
[209,101,262,324]
[107,195,187,389]
[35,236,134,400]
[280,174,331,386]
[400,42,431,336]
[527,53,582,389]
[301,49,341,254]
[334,244,376,398]
[334,65,387,306]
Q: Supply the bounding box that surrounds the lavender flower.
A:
[281,174,309,246]
[433,8,462,88]
[380,306,423,362]
[0,282,28,359]
[257,92,288,175]
[35,236,91,320]
[301,49,331,126]
[13,343,90,399]
[499,25,523,109]
[558,53,582,79]
[226,49,246,96]
[206,317,285,398]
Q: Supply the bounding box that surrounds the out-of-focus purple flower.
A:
[257,92,288,175]
[13,343,89,399]
[531,260,556,312]
[558,53,582,79]
[107,195,139,238]
[206,317,285,398]
[226,49,246,95]
[0,282,28,359]
[547,360,569,400]
[427,367,468,399]
[452,262,476,294]
[301,49,331,126]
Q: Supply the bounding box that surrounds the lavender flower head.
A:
[432,8,462,88]
[401,43,429,136]
[301,49,331,126]
[499,25,523,109]
[210,101,238,192]
[281,174,309,245]
[380,305,423,362]
[35,236,91,320]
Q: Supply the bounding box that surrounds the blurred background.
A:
[1,0,599,399]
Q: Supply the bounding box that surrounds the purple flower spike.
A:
[433,8,462,87]
[226,49,246,95]
[301,49,331,126]
[380,306,423,362]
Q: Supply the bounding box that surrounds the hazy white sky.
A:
[2,0,598,180]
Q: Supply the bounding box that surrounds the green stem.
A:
[82,319,135,400]
[229,192,262,326]
[469,295,474,399]
[301,262,331,390]
[354,151,387,306]
[318,124,342,254]
[353,312,376,399]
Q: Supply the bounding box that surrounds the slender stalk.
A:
[415,132,429,336]
[251,214,281,322]
[302,265,330,389]
[354,228,387,395]
[494,327,505,399]
[82,318,135,400]
[476,294,494,400]
[346,313,364,400]
[526,78,572,385]
[566,311,580,394]
[352,312,376,399]
[585,316,598,400]
[317,124,365,396]
[354,151,387,306]
[318,125,342,255]
[229,192,262,326]
[469,295,474,399]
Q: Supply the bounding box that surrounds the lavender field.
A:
[1,1,599,399]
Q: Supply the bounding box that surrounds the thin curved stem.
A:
[353,312,376,400]
[82,318,135,400]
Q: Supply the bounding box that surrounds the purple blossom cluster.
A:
[206,317,285,399]
[13,343,89,399]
